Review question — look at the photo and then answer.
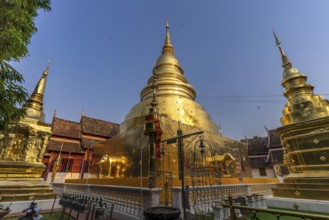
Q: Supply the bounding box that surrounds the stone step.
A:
[276,183,329,189]
[0,184,50,190]
[0,185,51,189]
[0,188,54,195]
[0,193,56,202]
[284,177,329,184]
[272,187,329,200]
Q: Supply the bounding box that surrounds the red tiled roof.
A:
[81,137,105,150]
[47,140,82,153]
[247,137,268,155]
[48,116,118,153]
[52,118,81,139]
[80,116,119,137]
[268,129,282,148]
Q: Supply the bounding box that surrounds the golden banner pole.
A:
[51,141,64,182]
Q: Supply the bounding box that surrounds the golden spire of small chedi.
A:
[0,63,53,202]
[272,30,329,200]
[273,30,329,125]
[85,21,250,187]
[23,61,50,121]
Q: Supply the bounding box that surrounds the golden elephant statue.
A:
[95,154,127,178]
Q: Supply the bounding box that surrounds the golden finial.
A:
[162,20,175,55]
[272,28,292,70]
[81,108,85,117]
[272,28,281,46]
[43,59,52,76]
[52,109,57,119]
[165,20,171,45]
[34,59,51,94]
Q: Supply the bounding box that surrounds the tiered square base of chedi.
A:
[0,180,55,202]
[265,195,329,214]
[0,162,55,202]
[0,115,54,202]
[269,177,329,214]
[272,177,329,201]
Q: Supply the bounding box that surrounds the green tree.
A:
[0,0,51,131]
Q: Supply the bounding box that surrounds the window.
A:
[60,158,74,172]
[259,167,267,176]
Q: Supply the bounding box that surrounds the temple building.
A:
[246,129,287,182]
[0,65,54,201]
[42,114,119,183]
[271,31,329,200]
[71,21,252,188]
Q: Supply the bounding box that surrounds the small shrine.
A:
[0,64,54,202]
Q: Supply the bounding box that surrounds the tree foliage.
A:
[0,62,27,131]
[0,0,51,131]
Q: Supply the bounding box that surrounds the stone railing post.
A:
[144,188,162,209]
[172,187,182,210]
[246,184,251,195]
[86,184,91,196]
[63,183,67,193]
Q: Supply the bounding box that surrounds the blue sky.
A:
[12,1,329,139]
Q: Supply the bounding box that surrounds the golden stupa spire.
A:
[162,20,175,55]
[140,20,196,102]
[272,28,292,70]
[23,60,51,121]
[273,31,329,126]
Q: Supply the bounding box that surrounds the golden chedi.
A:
[89,22,249,187]
[272,30,329,200]
[0,64,54,202]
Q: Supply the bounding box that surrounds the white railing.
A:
[51,182,276,219]
[51,183,161,220]
[173,183,275,216]
[187,184,248,215]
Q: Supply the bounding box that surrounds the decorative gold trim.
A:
[293,164,329,169]
[282,128,329,140]
[320,156,326,162]
[313,138,320,144]
[294,191,301,197]
[288,147,329,155]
